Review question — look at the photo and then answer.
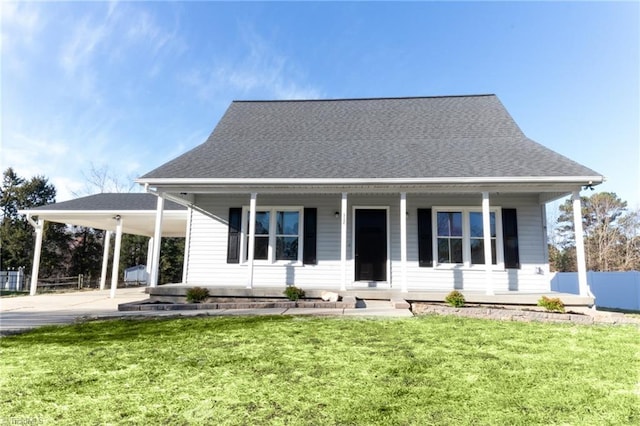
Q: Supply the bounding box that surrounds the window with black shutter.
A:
[417,208,433,267]
[502,208,520,269]
[226,207,242,263]
[303,208,317,265]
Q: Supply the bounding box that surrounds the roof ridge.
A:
[232,94,497,103]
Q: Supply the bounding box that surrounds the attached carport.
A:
[19,193,188,298]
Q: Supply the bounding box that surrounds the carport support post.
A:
[99,230,112,290]
[340,192,348,291]
[246,193,257,289]
[146,237,154,277]
[28,218,44,296]
[573,190,589,297]
[110,217,123,299]
[149,196,165,287]
[400,192,408,293]
[482,192,494,295]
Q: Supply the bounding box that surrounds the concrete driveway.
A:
[1,288,413,335]
[0,288,149,335]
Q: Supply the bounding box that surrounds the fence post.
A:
[78,274,83,290]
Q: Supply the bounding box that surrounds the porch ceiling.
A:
[21,210,187,238]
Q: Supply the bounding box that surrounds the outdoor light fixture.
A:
[335,211,340,218]
[113,215,121,220]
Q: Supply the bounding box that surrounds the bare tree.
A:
[618,209,640,271]
[72,163,140,196]
[553,192,636,271]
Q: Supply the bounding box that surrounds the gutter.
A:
[136,175,605,187]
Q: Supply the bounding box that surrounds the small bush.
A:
[186,287,210,303]
[284,286,305,301]
[445,290,465,307]
[538,296,565,313]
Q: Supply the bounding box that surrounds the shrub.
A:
[538,296,565,313]
[284,286,305,301]
[445,290,465,307]
[186,287,210,303]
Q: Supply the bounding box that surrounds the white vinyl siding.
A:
[185,193,550,292]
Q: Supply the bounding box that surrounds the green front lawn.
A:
[1,315,638,425]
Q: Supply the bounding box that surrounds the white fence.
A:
[550,271,640,311]
[1,268,26,291]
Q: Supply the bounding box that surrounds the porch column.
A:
[99,230,112,290]
[181,207,193,284]
[110,216,123,299]
[247,193,257,289]
[572,190,589,296]
[149,195,165,287]
[400,192,408,292]
[146,237,154,277]
[340,192,348,291]
[482,192,494,295]
[28,217,44,296]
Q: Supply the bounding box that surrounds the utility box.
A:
[124,265,148,285]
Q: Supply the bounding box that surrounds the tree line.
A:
[549,192,640,272]
[0,168,183,286]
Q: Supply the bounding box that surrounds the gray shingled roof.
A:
[141,95,601,180]
[29,193,186,211]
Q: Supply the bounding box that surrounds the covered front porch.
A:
[152,183,593,298]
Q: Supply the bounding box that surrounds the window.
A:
[432,208,502,267]
[436,212,463,263]
[243,207,302,263]
[469,212,496,265]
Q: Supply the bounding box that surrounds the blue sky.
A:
[2,1,638,209]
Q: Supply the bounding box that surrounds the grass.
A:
[0,290,29,297]
[1,316,639,425]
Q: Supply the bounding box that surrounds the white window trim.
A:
[432,206,504,269]
[240,206,303,266]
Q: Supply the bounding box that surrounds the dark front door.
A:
[355,209,387,281]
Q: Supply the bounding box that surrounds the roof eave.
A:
[136,175,604,187]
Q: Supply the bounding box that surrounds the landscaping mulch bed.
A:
[411,303,640,326]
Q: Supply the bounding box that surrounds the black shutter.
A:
[417,208,433,267]
[502,208,520,269]
[303,208,317,265]
[226,207,242,264]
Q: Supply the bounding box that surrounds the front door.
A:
[354,209,387,282]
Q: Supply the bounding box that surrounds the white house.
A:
[136,95,602,301]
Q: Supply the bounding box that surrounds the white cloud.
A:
[0,2,42,50]
[182,24,322,101]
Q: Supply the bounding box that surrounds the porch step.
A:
[390,298,410,309]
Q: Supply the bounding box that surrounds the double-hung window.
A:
[433,208,502,267]
[243,207,302,263]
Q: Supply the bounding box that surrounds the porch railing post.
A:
[482,192,494,295]
[340,192,348,291]
[400,192,408,293]
[247,193,257,289]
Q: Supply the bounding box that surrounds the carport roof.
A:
[20,193,188,238]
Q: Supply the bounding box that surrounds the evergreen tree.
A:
[0,168,71,276]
